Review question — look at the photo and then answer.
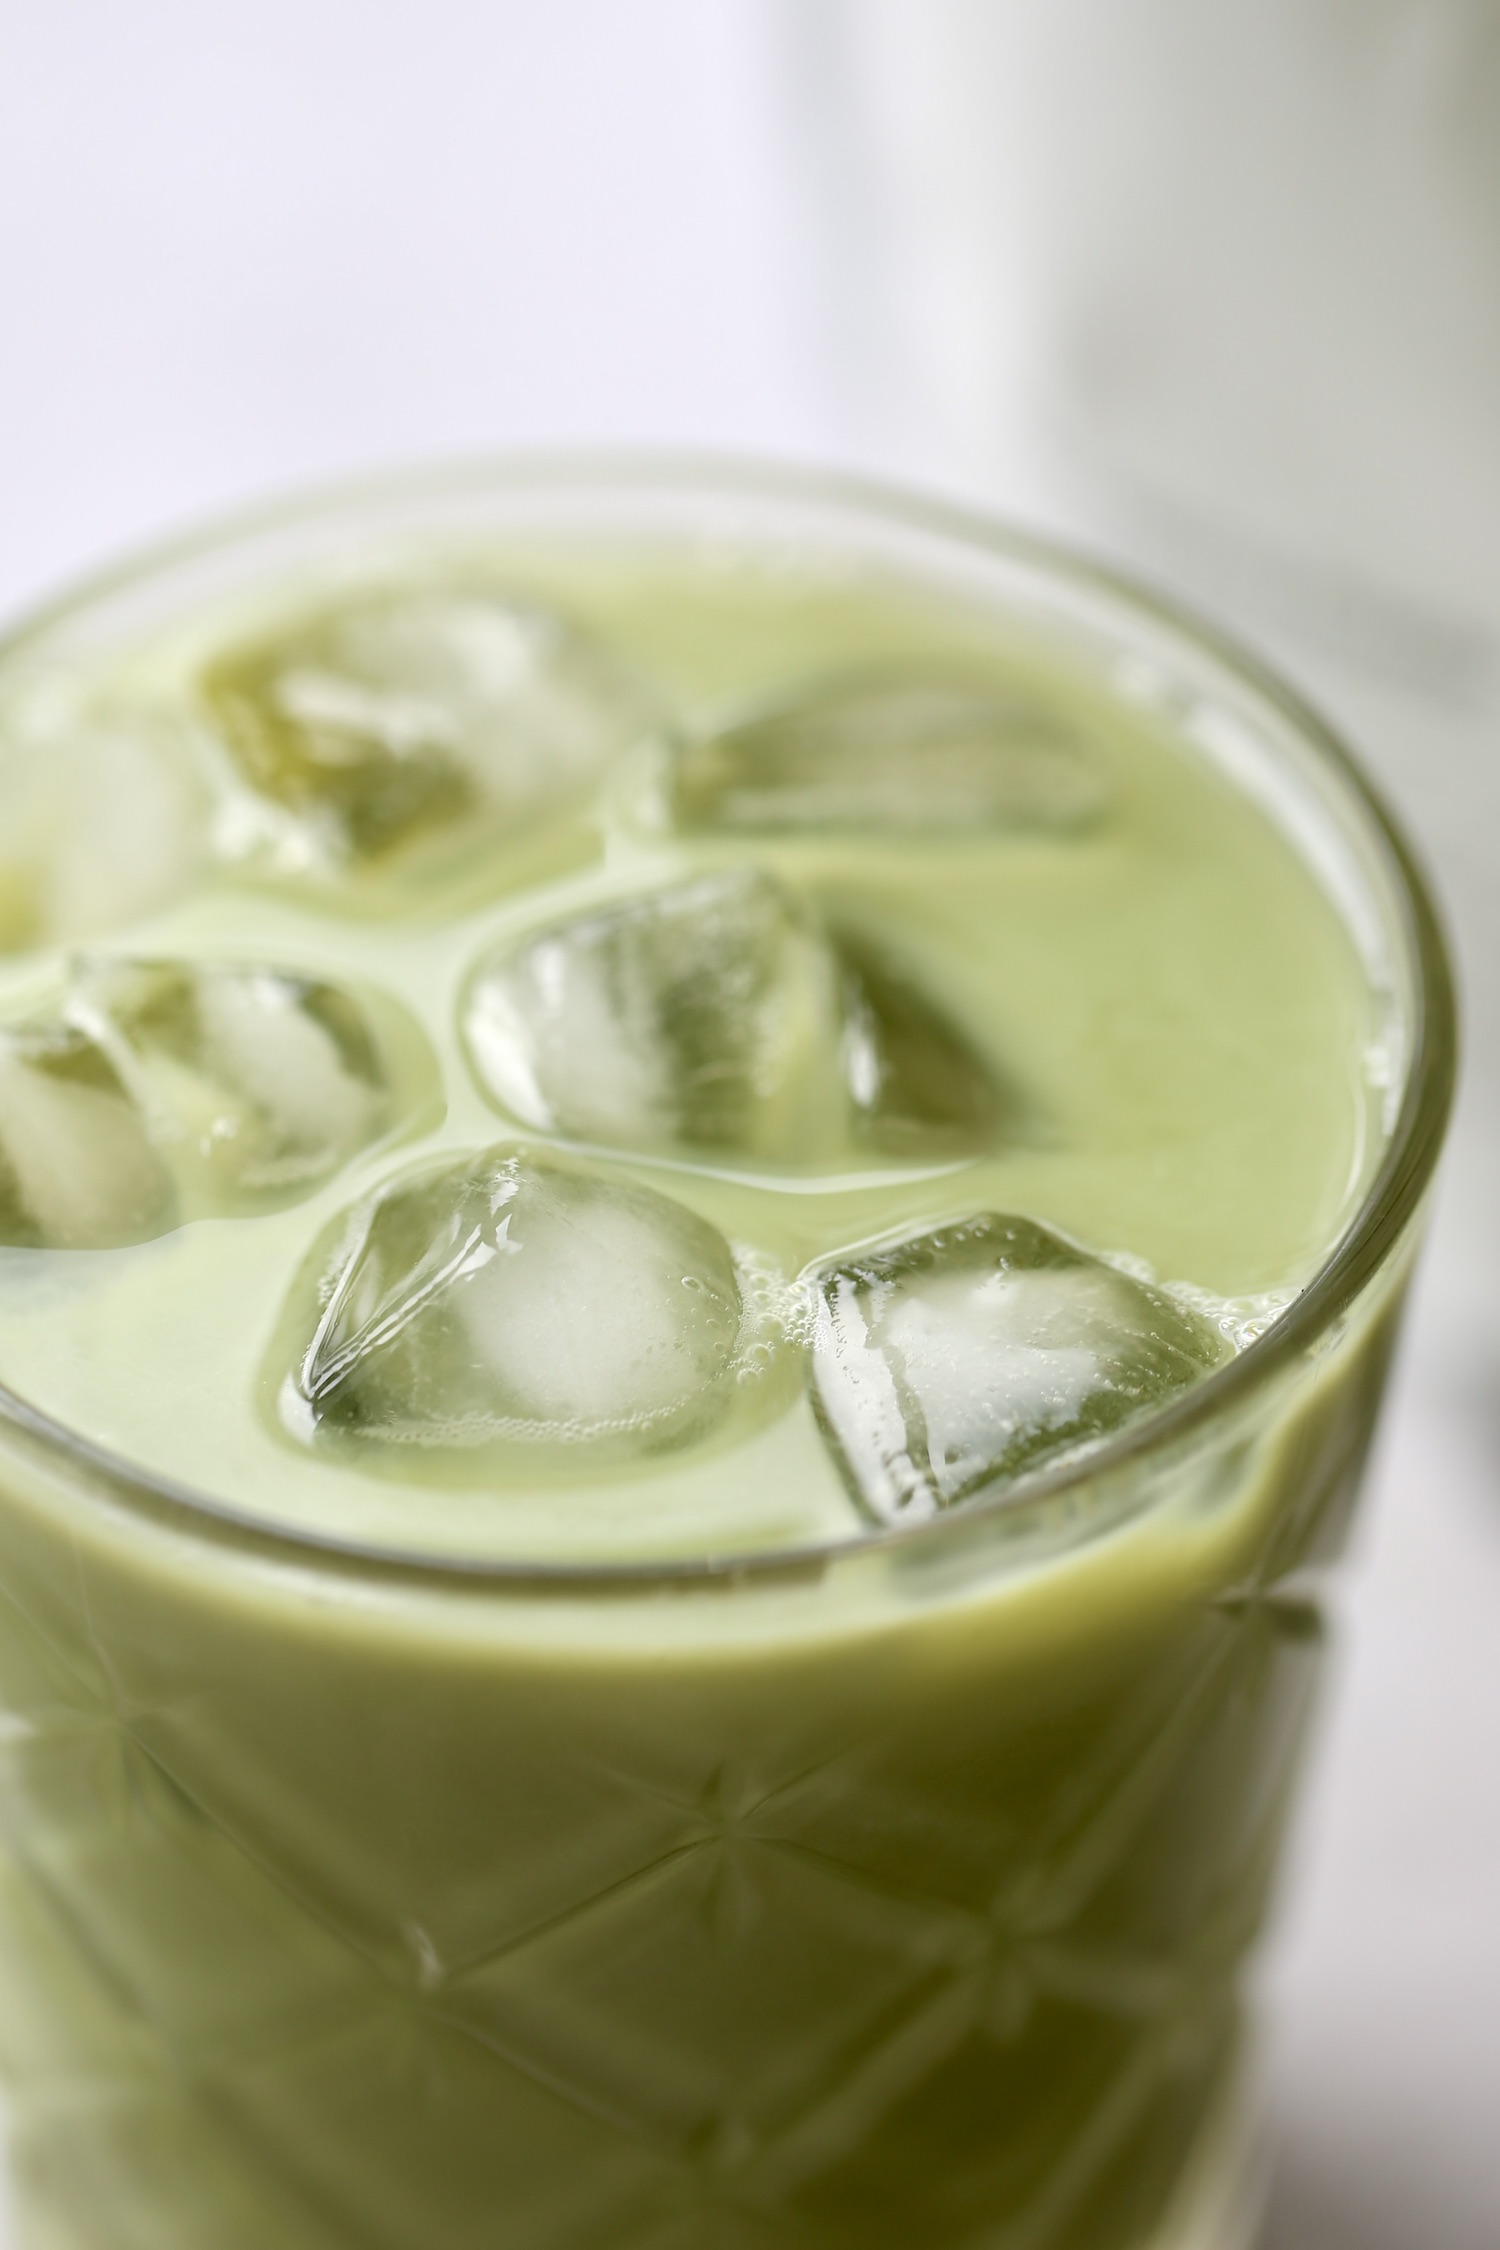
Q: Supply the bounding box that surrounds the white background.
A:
[1,7,1497,2246]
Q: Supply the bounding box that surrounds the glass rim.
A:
[0,450,1458,1592]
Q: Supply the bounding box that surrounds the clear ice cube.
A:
[73,960,393,1208]
[672,668,1110,836]
[203,582,651,870]
[282,1147,745,1456]
[809,1214,1227,1526]
[463,871,1003,1167]
[0,702,210,952]
[464,870,847,1164]
[0,960,405,1246]
[0,1023,173,1249]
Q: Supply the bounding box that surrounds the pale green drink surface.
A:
[0,553,1380,1562]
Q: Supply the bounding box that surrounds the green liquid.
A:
[0,534,1401,2249]
[0,564,1375,1561]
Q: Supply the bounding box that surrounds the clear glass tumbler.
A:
[0,462,1455,2250]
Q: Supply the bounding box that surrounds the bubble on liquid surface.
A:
[0,700,211,952]
[463,869,1005,1168]
[202,582,652,873]
[809,1214,1228,1527]
[0,961,411,1246]
[282,1147,747,1455]
[671,669,1111,837]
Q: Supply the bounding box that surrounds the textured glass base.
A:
[0,2089,1262,2250]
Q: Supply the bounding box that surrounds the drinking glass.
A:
[0,461,1454,2250]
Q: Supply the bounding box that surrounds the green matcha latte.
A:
[0,465,1453,2250]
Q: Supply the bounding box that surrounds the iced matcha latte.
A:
[0,465,1452,2248]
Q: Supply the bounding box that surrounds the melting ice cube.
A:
[0,960,410,1245]
[809,1214,1227,1526]
[282,1147,745,1455]
[0,703,210,952]
[464,870,846,1164]
[73,960,395,1209]
[672,669,1111,836]
[203,583,651,870]
[463,870,1004,1167]
[0,1023,173,1249]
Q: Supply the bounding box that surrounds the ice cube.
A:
[202,582,651,870]
[72,960,394,1209]
[282,1147,745,1456]
[0,1023,173,1249]
[0,960,409,1244]
[671,668,1110,836]
[463,870,848,1165]
[463,871,1003,1167]
[809,1214,1227,1526]
[0,702,210,952]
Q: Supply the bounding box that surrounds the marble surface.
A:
[0,8,1496,2243]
